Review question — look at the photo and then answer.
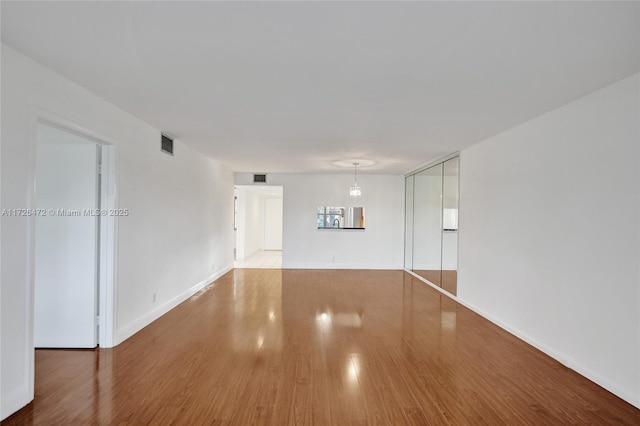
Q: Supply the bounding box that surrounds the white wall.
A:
[263,197,283,250]
[458,73,640,407]
[235,173,404,269]
[235,187,265,260]
[1,44,235,419]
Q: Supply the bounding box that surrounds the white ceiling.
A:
[2,1,638,174]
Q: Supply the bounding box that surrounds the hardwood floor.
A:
[3,269,638,425]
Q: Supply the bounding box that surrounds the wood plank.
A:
[3,269,638,425]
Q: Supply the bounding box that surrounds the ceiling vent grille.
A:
[161,134,174,155]
[253,174,267,183]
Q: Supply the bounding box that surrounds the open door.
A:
[34,123,99,348]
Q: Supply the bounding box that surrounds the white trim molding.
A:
[115,264,234,345]
[405,269,640,409]
[0,384,30,420]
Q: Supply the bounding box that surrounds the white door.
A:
[34,123,99,348]
[263,197,283,250]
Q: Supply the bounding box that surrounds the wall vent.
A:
[253,174,267,183]
[161,134,174,155]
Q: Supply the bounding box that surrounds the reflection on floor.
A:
[412,269,457,295]
[4,270,637,424]
[235,250,282,269]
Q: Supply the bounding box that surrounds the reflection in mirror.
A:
[412,163,443,286]
[442,157,459,295]
[404,176,414,270]
[317,207,365,229]
[404,155,459,296]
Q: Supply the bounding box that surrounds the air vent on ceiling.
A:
[253,174,267,183]
[161,134,174,155]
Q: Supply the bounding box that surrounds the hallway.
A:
[3,269,638,424]
[234,250,282,269]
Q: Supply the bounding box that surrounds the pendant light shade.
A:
[350,163,361,197]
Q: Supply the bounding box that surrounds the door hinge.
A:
[95,315,100,326]
[97,164,103,175]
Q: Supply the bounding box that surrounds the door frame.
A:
[234,185,284,263]
[25,109,118,397]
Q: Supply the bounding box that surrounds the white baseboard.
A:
[115,263,234,345]
[405,269,640,409]
[1,384,30,421]
[282,262,402,270]
[455,298,640,409]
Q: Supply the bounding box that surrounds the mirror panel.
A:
[317,207,365,229]
[412,163,443,286]
[404,176,414,270]
[442,157,459,295]
[405,155,459,296]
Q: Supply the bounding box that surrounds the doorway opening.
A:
[234,185,283,268]
[31,118,117,352]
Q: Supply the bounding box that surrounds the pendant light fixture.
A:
[350,162,362,197]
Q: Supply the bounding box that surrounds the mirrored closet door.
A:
[412,163,443,286]
[405,155,459,296]
[441,157,459,295]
